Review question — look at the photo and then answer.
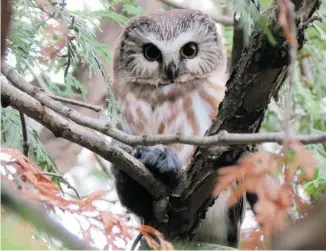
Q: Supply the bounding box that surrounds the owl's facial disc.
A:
[117,9,227,87]
[141,42,200,84]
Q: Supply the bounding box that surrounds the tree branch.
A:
[0,80,166,199]
[40,171,81,199]
[48,94,103,112]
[158,0,322,240]
[19,112,30,156]
[27,64,103,112]
[158,0,234,26]
[2,63,325,147]
[1,180,93,250]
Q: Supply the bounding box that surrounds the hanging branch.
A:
[19,112,29,156]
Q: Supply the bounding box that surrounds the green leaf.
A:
[1,107,57,173]
[122,2,145,16]
[65,73,87,100]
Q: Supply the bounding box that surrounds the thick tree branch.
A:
[2,63,325,147]
[158,0,321,240]
[1,80,166,199]
[158,0,234,26]
[1,181,92,250]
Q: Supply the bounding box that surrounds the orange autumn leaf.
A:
[278,0,298,48]
[139,225,174,250]
[211,141,317,248]
[1,148,137,250]
[288,141,317,179]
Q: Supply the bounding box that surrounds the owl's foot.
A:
[135,146,181,188]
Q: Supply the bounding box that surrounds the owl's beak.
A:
[165,62,178,83]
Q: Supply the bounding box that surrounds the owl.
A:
[111,9,244,247]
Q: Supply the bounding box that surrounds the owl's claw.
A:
[135,146,181,188]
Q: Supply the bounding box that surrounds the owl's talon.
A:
[135,146,181,188]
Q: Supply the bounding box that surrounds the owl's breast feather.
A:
[119,79,225,168]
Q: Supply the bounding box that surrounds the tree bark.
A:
[146,0,321,240]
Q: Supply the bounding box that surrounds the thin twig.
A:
[1,181,93,250]
[39,171,81,199]
[26,63,51,94]
[95,154,113,178]
[49,94,103,112]
[19,112,29,157]
[2,64,326,147]
[64,16,75,78]
[27,64,102,112]
[158,0,234,26]
[283,45,297,155]
[279,0,298,156]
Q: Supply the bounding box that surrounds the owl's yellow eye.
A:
[180,42,198,59]
[143,43,161,61]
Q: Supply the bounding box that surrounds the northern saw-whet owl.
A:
[111,9,245,247]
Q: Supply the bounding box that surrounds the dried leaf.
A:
[139,225,174,250]
[0,148,136,250]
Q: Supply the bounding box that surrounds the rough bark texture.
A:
[143,0,321,240]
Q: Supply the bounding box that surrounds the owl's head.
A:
[114,9,226,86]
